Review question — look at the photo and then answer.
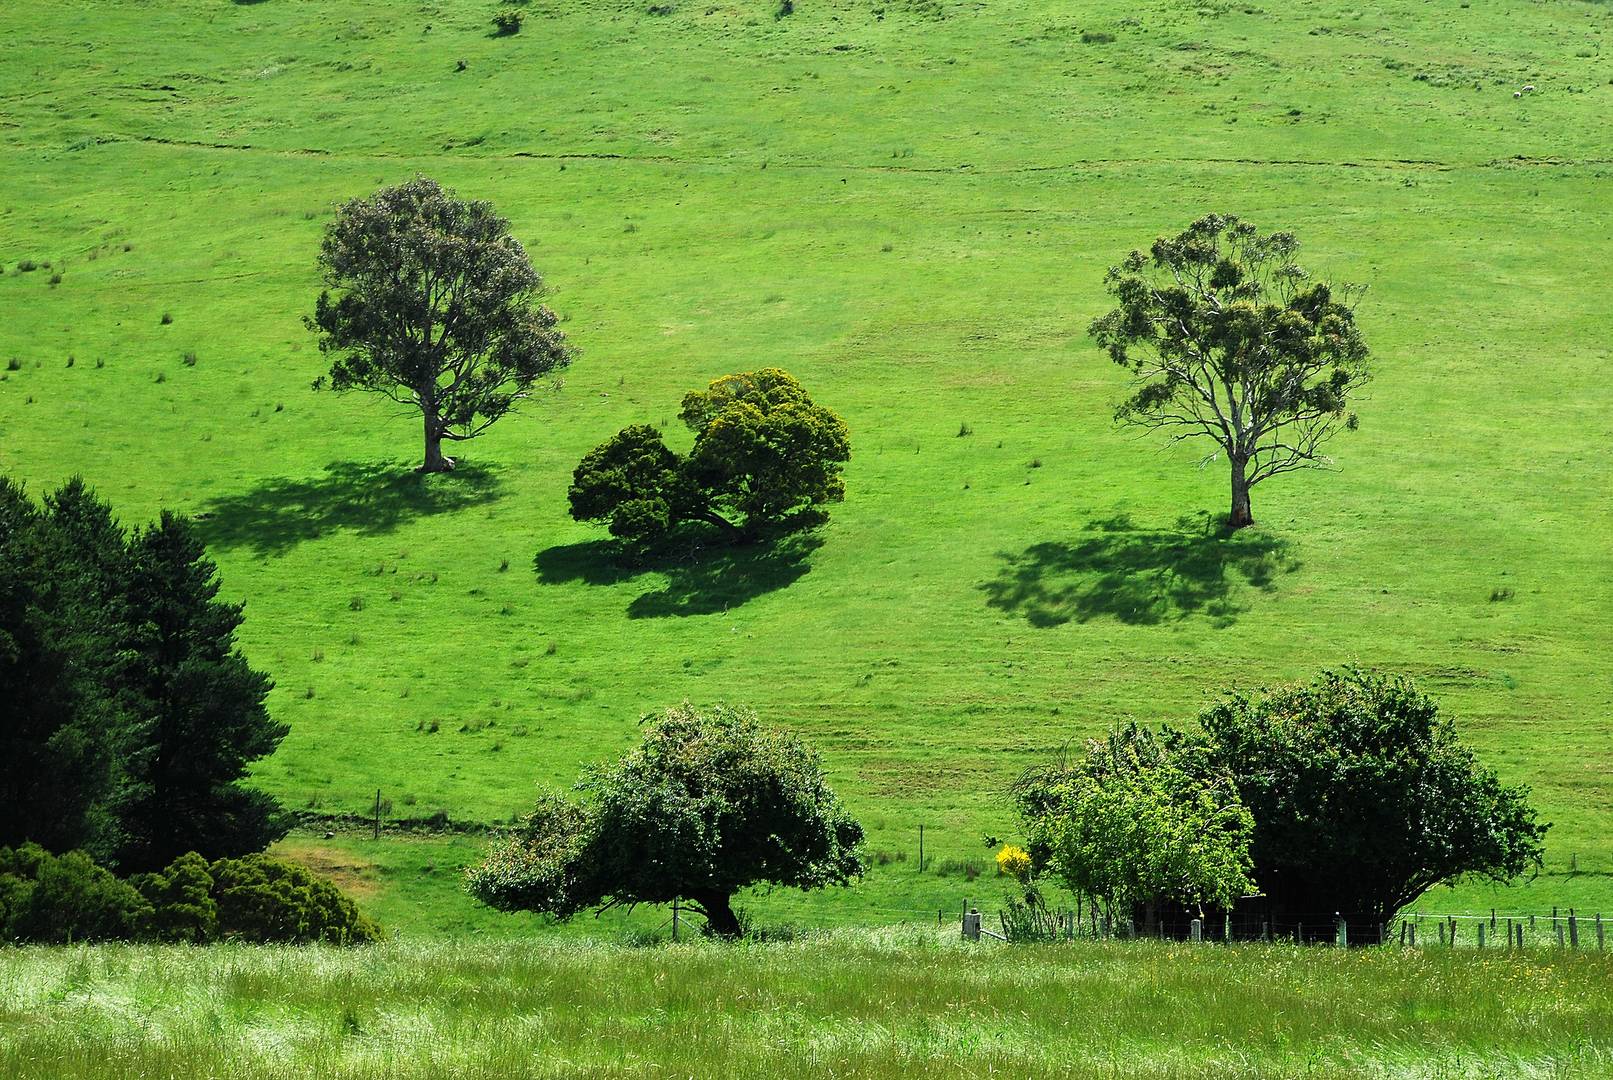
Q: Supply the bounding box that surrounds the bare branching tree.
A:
[1090,214,1370,529]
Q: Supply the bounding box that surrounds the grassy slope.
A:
[3,935,1612,1078]
[1,0,1611,933]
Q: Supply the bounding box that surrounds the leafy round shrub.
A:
[0,844,153,943]
[210,854,382,944]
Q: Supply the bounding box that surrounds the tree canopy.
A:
[569,369,850,543]
[310,176,572,472]
[468,703,864,937]
[1191,668,1547,936]
[1015,723,1255,931]
[1089,214,1370,528]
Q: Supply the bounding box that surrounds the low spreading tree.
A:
[1089,214,1371,529]
[569,369,849,543]
[1015,724,1254,933]
[310,176,572,472]
[1190,668,1547,939]
[468,703,865,937]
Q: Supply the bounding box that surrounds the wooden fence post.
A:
[1408,922,1416,948]
[1557,921,1566,948]
[1477,922,1485,949]
[1336,916,1347,948]
[672,898,680,942]
[1438,921,1445,946]
[1224,914,1231,943]
[1190,918,1202,942]
[963,909,981,942]
[1569,910,1579,949]
[1597,913,1605,951]
[1506,918,1513,949]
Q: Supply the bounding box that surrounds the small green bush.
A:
[492,10,523,33]
[133,852,218,943]
[0,845,153,943]
[0,847,379,945]
[210,854,383,944]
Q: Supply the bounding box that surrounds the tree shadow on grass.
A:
[194,460,504,557]
[981,512,1299,628]
[535,527,825,618]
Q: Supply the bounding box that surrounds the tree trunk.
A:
[691,890,742,939]
[1228,456,1253,529]
[420,412,455,473]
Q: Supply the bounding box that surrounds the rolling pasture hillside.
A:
[2,0,1611,933]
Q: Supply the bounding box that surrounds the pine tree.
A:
[0,479,121,859]
[112,513,288,871]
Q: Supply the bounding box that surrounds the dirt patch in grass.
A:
[270,840,384,901]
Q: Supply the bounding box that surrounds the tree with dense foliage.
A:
[0,477,288,870]
[1190,668,1547,939]
[1015,723,1254,933]
[469,703,865,937]
[569,369,850,543]
[310,176,572,472]
[1,478,127,860]
[1089,214,1371,529]
[112,513,290,872]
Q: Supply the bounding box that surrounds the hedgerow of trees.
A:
[1015,669,1546,939]
[468,703,865,937]
[569,369,850,543]
[1090,214,1371,529]
[310,176,572,473]
[0,477,288,872]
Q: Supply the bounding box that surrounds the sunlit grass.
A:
[3,933,1611,1078]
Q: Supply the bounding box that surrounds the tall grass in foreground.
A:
[2,928,1611,1078]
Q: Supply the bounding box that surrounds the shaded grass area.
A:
[195,461,505,557]
[535,527,827,617]
[2,935,1611,1078]
[982,512,1298,627]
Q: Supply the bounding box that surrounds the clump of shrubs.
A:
[0,844,381,945]
[492,9,523,33]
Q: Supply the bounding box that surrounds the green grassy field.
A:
[3,934,1611,1078]
[2,0,1611,935]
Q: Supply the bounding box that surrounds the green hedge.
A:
[0,844,381,944]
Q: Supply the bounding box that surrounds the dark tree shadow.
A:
[981,513,1299,628]
[535,526,825,618]
[193,461,504,557]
